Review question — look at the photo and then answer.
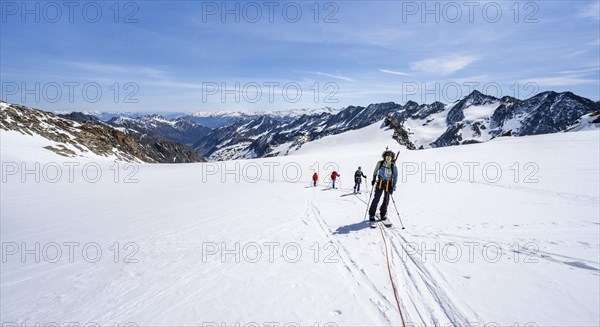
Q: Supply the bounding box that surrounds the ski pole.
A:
[390,195,405,229]
[363,183,374,221]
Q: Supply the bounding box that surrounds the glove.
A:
[371,180,376,186]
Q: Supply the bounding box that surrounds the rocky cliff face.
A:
[1,102,205,163]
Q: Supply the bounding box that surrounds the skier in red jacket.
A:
[312,172,318,186]
[330,171,340,189]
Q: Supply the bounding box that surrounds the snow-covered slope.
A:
[292,119,396,157]
[0,101,150,162]
[565,111,600,132]
[1,102,205,163]
[1,120,598,326]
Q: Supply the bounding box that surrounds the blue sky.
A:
[1,0,599,113]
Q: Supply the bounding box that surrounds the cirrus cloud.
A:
[410,55,480,76]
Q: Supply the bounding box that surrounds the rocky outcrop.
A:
[384,113,416,150]
[0,102,205,163]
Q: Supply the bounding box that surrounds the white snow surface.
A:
[1,120,599,326]
[0,130,125,163]
[565,112,600,132]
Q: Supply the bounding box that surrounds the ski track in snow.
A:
[356,190,478,326]
[458,179,599,206]
[433,232,600,273]
[348,188,478,325]
[305,188,395,324]
[384,226,480,325]
[309,185,477,325]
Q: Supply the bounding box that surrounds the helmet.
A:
[382,150,395,159]
[358,166,361,170]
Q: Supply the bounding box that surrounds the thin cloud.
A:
[410,55,479,76]
[63,61,170,81]
[578,2,600,20]
[557,67,600,74]
[307,71,355,82]
[519,75,596,87]
[378,69,410,76]
[148,80,205,89]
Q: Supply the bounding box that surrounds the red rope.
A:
[378,224,407,327]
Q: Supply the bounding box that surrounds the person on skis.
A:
[330,170,340,189]
[353,166,367,194]
[368,150,398,228]
[312,172,319,187]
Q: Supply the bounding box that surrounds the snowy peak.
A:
[410,101,446,120]
[491,91,599,136]
[425,91,598,148]
[185,107,342,128]
[446,90,500,126]
[107,114,211,146]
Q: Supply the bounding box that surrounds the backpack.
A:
[375,160,396,178]
[354,170,364,181]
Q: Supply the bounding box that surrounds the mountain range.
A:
[2,90,598,162]
[190,90,599,160]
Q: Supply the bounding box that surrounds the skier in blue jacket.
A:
[368,150,398,227]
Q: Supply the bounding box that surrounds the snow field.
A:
[1,121,598,326]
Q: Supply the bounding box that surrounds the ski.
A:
[368,219,392,228]
[380,220,393,228]
[375,214,393,228]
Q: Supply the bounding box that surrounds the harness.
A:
[376,160,395,192]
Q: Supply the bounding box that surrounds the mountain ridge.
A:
[0,101,206,163]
